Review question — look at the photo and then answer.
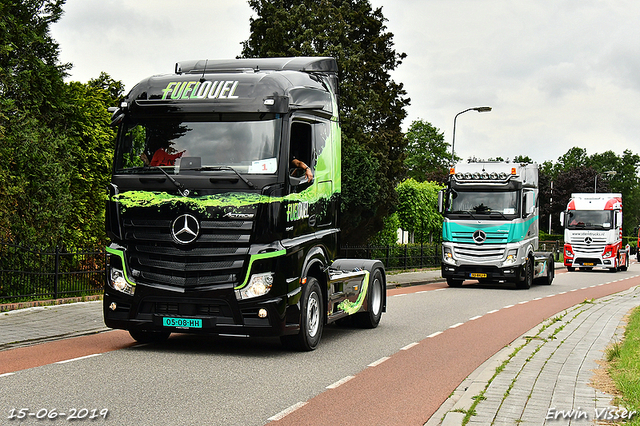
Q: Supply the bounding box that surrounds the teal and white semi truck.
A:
[438,162,554,289]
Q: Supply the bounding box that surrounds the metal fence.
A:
[340,242,442,271]
[1,239,568,303]
[0,241,106,303]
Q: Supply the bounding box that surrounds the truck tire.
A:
[281,277,323,351]
[541,254,554,285]
[356,268,384,328]
[620,254,629,272]
[128,329,171,344]
[516,255,533,289]
[447,278,463,287]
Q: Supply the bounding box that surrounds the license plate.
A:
[470,273,487,278]
[583,262,595,266]
[162,317,202,329]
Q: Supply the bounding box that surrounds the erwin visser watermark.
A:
[546,407,637,422]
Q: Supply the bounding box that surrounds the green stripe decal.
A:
[337,271,370,315]
[235,249,287,290]
[105,247,136,286]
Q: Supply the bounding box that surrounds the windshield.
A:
[446,190,519,217]
[566,210,613,230]
[114,114,282,174]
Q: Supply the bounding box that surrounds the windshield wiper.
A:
[488,211,508,219]
[192,166,255,188]
[149,166,190,197]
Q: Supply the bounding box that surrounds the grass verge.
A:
[608,305,640,424]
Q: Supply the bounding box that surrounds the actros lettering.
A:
[161,80,239,100]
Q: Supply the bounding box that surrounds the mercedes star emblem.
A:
[473,230,487,244]
[171,214,200,244]
[584,236,593,245]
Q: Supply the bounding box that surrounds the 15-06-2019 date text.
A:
[8,408,109,421]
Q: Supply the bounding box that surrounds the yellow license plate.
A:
[583,263,594,266]
[470,273,487,278]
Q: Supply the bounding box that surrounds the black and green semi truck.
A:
[104,57,386,350]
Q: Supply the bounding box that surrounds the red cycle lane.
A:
[269,276,640,426]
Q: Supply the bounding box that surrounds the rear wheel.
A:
[541,255,554,285]
[356,269,384,328]
[128,329,171,344]
[620,254,629,272]
[281,277,323,351]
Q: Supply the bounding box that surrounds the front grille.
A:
[140,299,233,318]
[451,230,509,244]
[454,243,506,262]
[123,218,252,290]
[569,236,606,255]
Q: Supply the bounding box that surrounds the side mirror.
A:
[438,190,444,213]
[559,211,565,226]
[523,192,535,217]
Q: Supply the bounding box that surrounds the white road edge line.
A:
[0,373,15,378]
[267,402,308,422]
[401,342,419,350]
[469,315,482,321]
[486,309,499,314]
[449,322,464,329]
[326,375,355,389]
[503,305,514,309]
[368,357,390,367]
[428,331,443,338]
[55,354,101,364]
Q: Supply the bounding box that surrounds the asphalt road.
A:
[1,265,638,425]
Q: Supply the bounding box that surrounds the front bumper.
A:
[441,263,526,283]
[104,284,301,338]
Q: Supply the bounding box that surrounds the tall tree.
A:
[404,119,453,184]
[241,0,410,244]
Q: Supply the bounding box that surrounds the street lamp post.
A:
[594,171,616,193]
[451,106,492,165]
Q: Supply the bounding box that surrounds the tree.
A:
[0,2,124,248]
[404,119,453,185]
[241,0,410,244]
[395,179,444,244]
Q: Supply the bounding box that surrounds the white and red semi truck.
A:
[561,193,629,272]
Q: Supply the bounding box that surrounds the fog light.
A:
[258,308,268,318]
[109,302,117,311]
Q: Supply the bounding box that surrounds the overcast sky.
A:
[50,0,640,165]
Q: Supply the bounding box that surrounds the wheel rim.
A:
[307,291,320,338]
[370,277,382,316]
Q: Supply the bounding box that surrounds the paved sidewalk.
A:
[0,301,107,351]
[428,285,640,426]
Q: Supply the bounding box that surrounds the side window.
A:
[290,122,313,171]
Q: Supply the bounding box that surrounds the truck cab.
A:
[438,162,554,289]
[104,57,386,350]
[561,193,628,272]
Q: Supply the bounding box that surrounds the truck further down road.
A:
[438,162,554,289]
[561,193,629,272]
[103,57,386,350]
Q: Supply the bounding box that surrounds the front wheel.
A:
[620,254,629,272]
[356,269,384,328]
[281,277,323,351]
[447,278,463,287]
[516,255,533,289]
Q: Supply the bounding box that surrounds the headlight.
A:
[109,267,135,295]
[236,273,274,300]
[443,247,455,265]
[505,249,518,264]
